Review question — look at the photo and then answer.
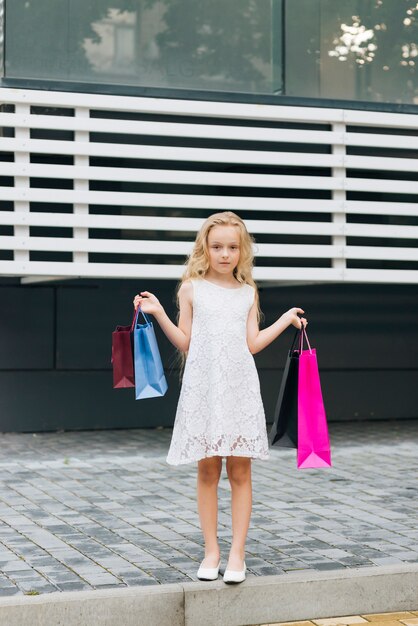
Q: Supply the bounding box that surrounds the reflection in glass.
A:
[328,16,377,64]
[83,10,137,76]
[285,0,417,104]
[4,0,418,105]
[5,0,279,94]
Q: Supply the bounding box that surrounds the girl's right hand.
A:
[284,307,308,329]
[133,291,163,317]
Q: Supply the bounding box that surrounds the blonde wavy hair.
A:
[173,211,263,380]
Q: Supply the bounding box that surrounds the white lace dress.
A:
[166,277,270,465]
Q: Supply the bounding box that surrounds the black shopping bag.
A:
[268,330,301,448]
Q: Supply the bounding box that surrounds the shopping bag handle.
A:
[289,328,301,353]
[299,325,312,354]
[131,305,151,331]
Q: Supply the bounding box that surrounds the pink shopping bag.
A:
[297,328,332,469]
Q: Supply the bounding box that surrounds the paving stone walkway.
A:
[259,610,418,626]
[0,419,416,596]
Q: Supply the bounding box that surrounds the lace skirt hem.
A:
[166,449,270,466]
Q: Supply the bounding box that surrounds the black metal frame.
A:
[0,0,4,79]
[1,76,418,115]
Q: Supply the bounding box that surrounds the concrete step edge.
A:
[0,563,416,626]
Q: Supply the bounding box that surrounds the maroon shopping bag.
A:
[111,309,136,388]
[297,328,332,469]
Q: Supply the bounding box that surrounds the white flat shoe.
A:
[197,558,221,581]
[223,561,246,584]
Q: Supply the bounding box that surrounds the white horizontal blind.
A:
[0,88,417,283]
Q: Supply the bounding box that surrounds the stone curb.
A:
[0,563,416,626]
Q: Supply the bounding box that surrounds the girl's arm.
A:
[247,300,307,355]
[133,282,193,353]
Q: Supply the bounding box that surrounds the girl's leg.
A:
[197,456,222,567]
[225,456,252,570]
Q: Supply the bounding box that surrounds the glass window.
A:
[4,0,418,105]
[5,0,281,94]
[285,0,418,105]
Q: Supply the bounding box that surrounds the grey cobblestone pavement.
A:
[0,419,416,597]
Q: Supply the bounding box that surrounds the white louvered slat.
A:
[0,88,417,284]
[0,236,338,258]
[0,162,343,190]
[2,135,417,173]
[345,155,418,173]
[1,210,416,239]
[2,110,417,149]
[344,246,418,261]
[345,201,418,217]
[0,162,416,194]
[2,133,416,162]
[0,211,344,235]
[1,137,336,164]
[345,131,418,150]
[0,187,415,212]
[0,260,417,284]
[1,186,417,216]
[0,112,341,145]
[1,237,417,262]
[2,87,417,127]
[1,188,343,213]
[342,109,418,129]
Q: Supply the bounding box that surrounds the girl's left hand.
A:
[285,307,308,329]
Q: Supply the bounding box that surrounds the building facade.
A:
[0,1,417,431]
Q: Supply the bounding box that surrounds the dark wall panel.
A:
[0,279,416,432]
[0,369,416,433]
[0,370,180,432]
[256,283,418,370]
[56,280,418,371]
[0,286,54,369]
[261,369,418,423]
[56,280,178,369]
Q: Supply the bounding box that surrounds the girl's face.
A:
[207,225,241,275]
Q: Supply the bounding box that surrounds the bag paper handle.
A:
[290,328,300,353]
[131,305,151,331]
[299,325,312,354]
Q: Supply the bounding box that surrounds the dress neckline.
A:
[202,278,246,291]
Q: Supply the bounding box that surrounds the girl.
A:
[133,211,307,584]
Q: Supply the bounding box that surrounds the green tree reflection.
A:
[73,0,272,91]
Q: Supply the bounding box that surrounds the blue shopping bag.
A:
[133,306,168,400]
